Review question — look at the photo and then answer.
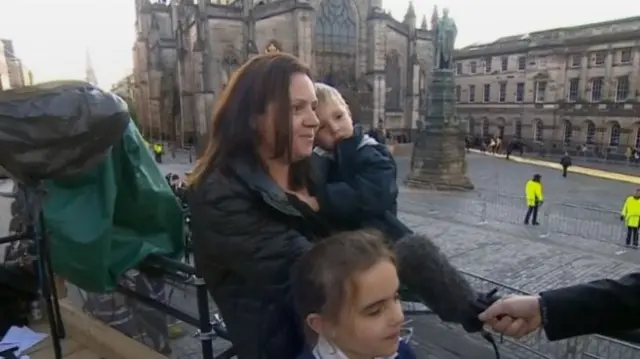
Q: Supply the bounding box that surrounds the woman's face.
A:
[260,72,319,162]
[319,260,404,358]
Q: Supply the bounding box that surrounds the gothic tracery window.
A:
[314,0,357,87]
[385,51,402,110]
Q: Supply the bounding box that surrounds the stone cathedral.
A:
[133,0,435,145]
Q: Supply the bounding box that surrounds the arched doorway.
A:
[314,0,361,121]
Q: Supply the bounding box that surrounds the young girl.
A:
[313,84,407,240]
[292,230,416,359]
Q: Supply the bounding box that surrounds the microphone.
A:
[393,233,500,333]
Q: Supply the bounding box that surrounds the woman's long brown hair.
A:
[189,53,312,188]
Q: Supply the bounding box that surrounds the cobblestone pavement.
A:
[398,153,637,212]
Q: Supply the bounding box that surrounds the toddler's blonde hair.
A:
[315,83,349,112]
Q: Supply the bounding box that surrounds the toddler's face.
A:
[328,260,404,358]
[314,102,354,150]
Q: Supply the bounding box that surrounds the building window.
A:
[501,56,508,71]
[468,85,475,102]
[483,84,491,103]
[585,121,596,145]
[594,52,606,66]
[635,128,640,149]
[610,122,621,146]
[591,77,603,102]
[455,85,461,102]
[482,118,490,138]
[514,119,522,139]
[499,83,506,102]
[516,82,524,102]
[385,51,402,109]
[535,81,546,103]
[615,75,629,102]
[314,0,357,88]
[567,78,579,102]
[563,120,572,145]
[570,54,581,67]
[470,61,477,74]
[534,120,543,142]
[620,48,632,64]
[468,117,475,134]
[517,56,526,70]
[484,57,492,73]
[538,56,547,68]
[456,62,462,75]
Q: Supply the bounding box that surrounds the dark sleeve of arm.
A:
[191,190,312,285]
[320,145,398,219]
[540,272,640,341]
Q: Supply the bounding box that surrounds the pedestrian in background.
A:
[560,152,572,178]
[620,189,640,248]
[524,174,543,225]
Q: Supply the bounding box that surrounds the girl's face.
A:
[314,101,354,151]
[310,260,404,358]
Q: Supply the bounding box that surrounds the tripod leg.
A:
[37,253,63,359]
[38,211,66,339]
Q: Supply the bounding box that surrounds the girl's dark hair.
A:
[292,230,396,331]
[189,53,312,189]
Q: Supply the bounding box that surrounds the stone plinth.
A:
[406,69,473,191]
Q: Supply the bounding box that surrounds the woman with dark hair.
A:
[188,53,327,359]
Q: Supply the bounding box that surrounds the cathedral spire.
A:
[403,1,416,28]
[430,5,439,30]
[420,14,428,30]
[85,48,98,86]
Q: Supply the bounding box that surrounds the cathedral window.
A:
[314,0,357,87]
[385,51,402,110]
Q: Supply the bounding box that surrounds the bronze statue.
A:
[433,8,457,70]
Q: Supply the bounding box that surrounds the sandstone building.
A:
[455,16,640,151]
[0,39,33,90]
[133,0,436,146]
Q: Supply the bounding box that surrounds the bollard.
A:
[477,192,488,225]
[538,204,550,238]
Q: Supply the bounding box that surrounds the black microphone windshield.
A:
[394,233,477,325]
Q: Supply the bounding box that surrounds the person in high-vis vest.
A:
[524,174,544,225]
[620,189,640,248]
[153,143,163,163]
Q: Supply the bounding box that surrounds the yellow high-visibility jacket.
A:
[621,196,640,228]
[525,180,544,207]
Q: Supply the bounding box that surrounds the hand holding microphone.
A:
[478,295,543,339]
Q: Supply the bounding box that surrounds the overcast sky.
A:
[1,0,638,87]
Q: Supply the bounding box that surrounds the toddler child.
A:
[313,83,406,239]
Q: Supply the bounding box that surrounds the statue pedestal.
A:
[405,69,473,191]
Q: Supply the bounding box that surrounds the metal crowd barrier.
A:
[400,187,636,248]
[67,255,235,359]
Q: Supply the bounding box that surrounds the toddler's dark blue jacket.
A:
[314,126,408,240]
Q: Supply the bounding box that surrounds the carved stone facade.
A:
[0,39,33,90]
[454,16,640,150]
[132,0,434,145]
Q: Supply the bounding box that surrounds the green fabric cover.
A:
[44,122,185,292]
